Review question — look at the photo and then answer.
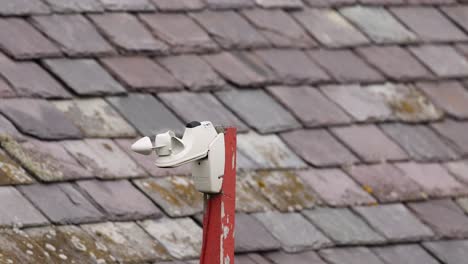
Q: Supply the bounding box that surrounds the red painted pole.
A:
[200,127,236,264]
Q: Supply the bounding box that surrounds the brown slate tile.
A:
[0,0,49,15]
[140,13,217,53]
[408,199,468,238]
[0,149,33,185]
[410,45,468,78]
[281,129,358,167]
[345,163,425,202]
[381,123,459,161]
[0,229,53,263]
[0,186,48,227]
[158,55,225,91]
[308,49,384,83]
[0,99,82,140]
[97,0,155,11]
[0,54,70,99]
[0,18,60,59]
[235,213,280,253]
[44,58,126,96]
[391,7,467,43]
[32,15,114,56]
[102,57,182,92]
[319,247,385,264]
[191,11,270,49]
[418,81,468,119]
[204,0,255,9]
[254,49,330,85]
[423,240,468,264]
[62,139,146,179]
[331,125,408,163]
[241,9,315,48]
[19,183,104,224]
[77,180,162,221]
[372,245,440,264]
[356,46,432,81]
[445,160,468,186]
[159,92,247,131]
[42,0,104,12]
[442,6,468,33]
[299,168,376,206]
[264,251,327,264]
[90,13,167,53]
[216,89,300,133]
[293,9,368,48]
[268,86,351,127]
[432,120,468,156]
[151,0,205,11]
[236,172,272,213]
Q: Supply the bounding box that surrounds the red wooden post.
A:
[200,127,236,264]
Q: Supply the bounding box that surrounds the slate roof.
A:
[0,0,468,263]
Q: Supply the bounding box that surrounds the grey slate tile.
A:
[319,247,385,264]
[0,0,49,15]
[0,78,14,98]
[150,0,205,11]
[418,81,468,119]
[159,92,247,132]
[457,198,468,214]
[0,149,33,185]
[445,160,468,186]
[354,204,434,242]
[19,183,104,224]
[432,120,468,156]
[410,45,468,78]
[216,89,301,133]
[204,0,255,10]
[77,180,162,221]
[235,213,280,253]
[42,0,104,12]
[372,245,440,264]
[281,129,358,167]
[236,173,272,213]
[381,123,459,161]
[304,208,385,245]
[107,93,184,136]
[0,99,82,140]
[264,251,327,264]
[98,0,155,11]
[443,6,468,33]
[423,240,468,264]
[254,0,304,8]
[0,229,55,263]
[253,211,332,252]
[0,115,25,141]
[0,186,48,227]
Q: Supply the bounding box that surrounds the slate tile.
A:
[391,7,467,42]
[236,173,272,213]
[417,81,468,119]
[140,218,203,260]
[0,229,54,263]
[0,115,25,141]
[395,162,468,198]
[410,45,468,78]
[140,14,217,53]
[203,52,270,86]
[133,176,203,217]
[237,149,262,171]
[90,13,167,53]
[408,199,468,238]
[340,6,417,44]
[308,49,383,83]
[151,0,205,11]
[236,254,268,264]
[0,149,33,185]
[0,55,70,98]
[423,240,468,264]
[445,160,468,185]
[381,123,459,161]
[77,180,162,221]
[235,213,280,253]
[107,94,184,136]
[0,18,60,59]
[331,125,408,162]
[319,247,385,264]
[98,0,155,11]
[82,222,170,263]
[254,0,303,8]
[372,244,440,264]
[115,139,191,177]
[298,169,376,206]
[42,0,104,12]
[62,139,146,179]
[264,251,327,264]
[203,0,255,9]
[253,212,332,252]
[191,11,269,49]
[281,129,358,167]
[457,198,468,214]
[216,89,300,133]
[19,183,103,224]
[159,92,246,131]
[0,99,81,140]
[304,208,385,245]
[0,0,49,15]
[359,0,405,4]
[254,49,330,84]
[268,86,351,127]
[293,9,368,48]
[242,9,315,48]
[356,46,432,81]
[345,163,425,203]
[1,138,91,182]
[158,55,225,91]
[53,99,136,138]
[354,204,434,241]
[0,186,47,227]
[102,57,182,92]
[246,170,316,212]
[32,15,114,56]
[432,120,468,156]
[442,6,468,33]
[0,78,14,98]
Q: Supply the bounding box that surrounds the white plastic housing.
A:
[192,133,225,194]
